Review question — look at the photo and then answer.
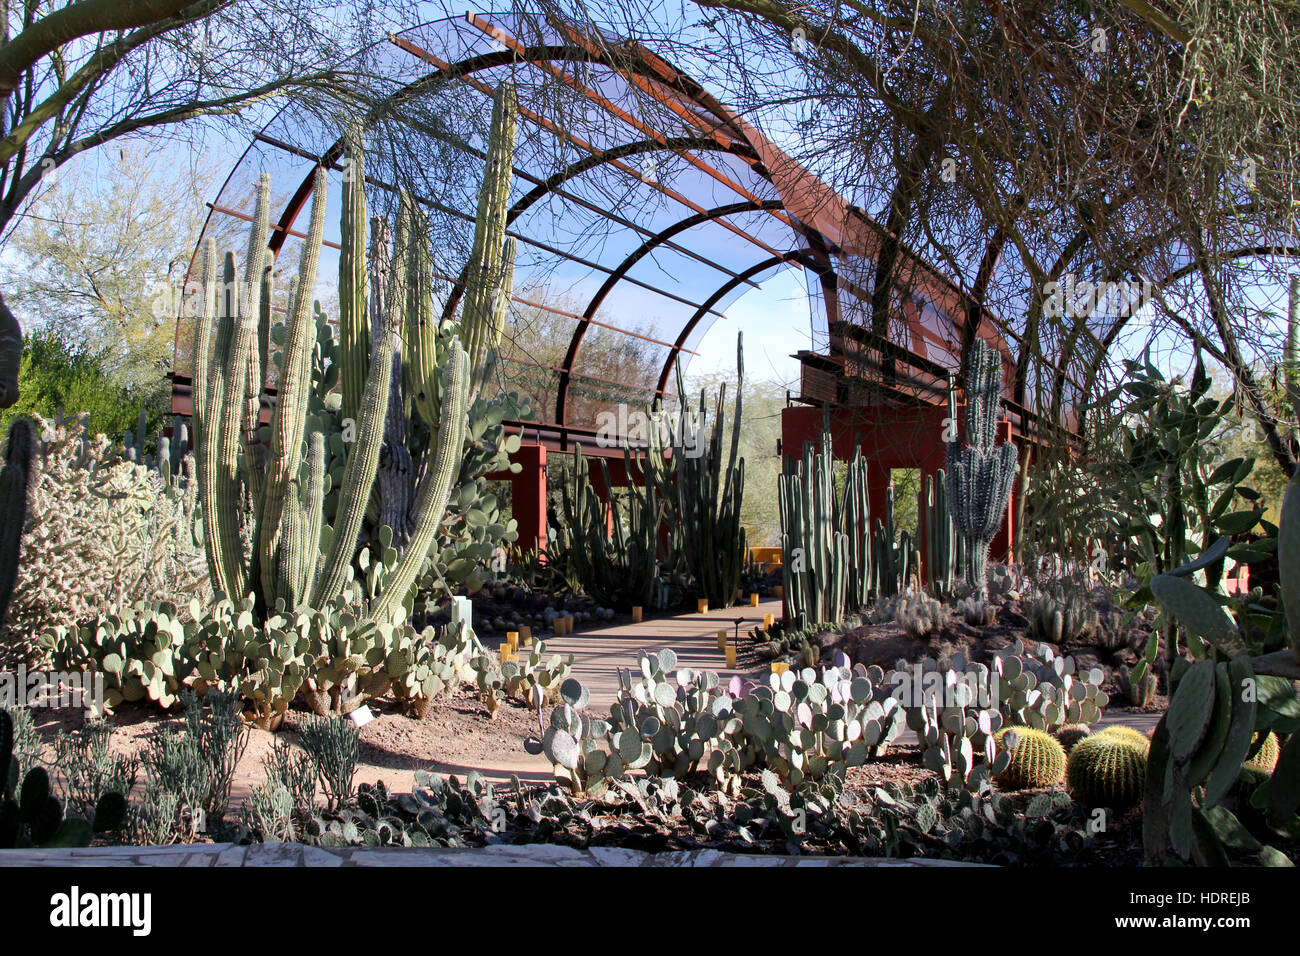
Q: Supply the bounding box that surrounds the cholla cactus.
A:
[6,414,207,667]
[869,588,947,639]
[945,340,1017,597]
[957,596,996,626]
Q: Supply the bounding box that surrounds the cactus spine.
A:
[995,726,1066,790]
[0,417,34,625]
[1067,733,1147,810]
[945,341,1017,595]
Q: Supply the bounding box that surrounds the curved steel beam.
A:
[555,199,786,424]
[654,250,819,398]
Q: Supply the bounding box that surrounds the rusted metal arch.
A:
[655,251,819,398]
[438,133,778,327]
[556,198,786,424]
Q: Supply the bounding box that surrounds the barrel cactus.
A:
[1055,723,1092,753]
[1066,733,1147,811]
[1094,724,1151,753]
[994,726,1066,790]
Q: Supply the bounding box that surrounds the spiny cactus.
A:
[1067,732,1147,811]
[1094,724,1151,753]
[944,341,1016,596]
[1244,731,1280,774]
[869,588,946,639]
[1055,723,1092,753]
[674,333,746,611]
[191,101,506,624]
[956,596,996,626]
[0,416,34,626]
[778,422,870,628]
[1025,584,1099,644]
[994,726,1066,790]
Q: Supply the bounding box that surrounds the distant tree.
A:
[0,330,150,440]
[2,140,223,400]
[0,0,388,408]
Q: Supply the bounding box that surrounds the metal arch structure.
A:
[172,9,1082,437]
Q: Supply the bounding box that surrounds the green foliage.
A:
[262,739,318,813]
[0,332,157,442]
[53,720,138,821]
[180,689,249,821]
[994,726,1066,790]
[298,715,360,811]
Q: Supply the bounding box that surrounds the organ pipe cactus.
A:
[191,134,484,624]
[778,422,871,627]
[673,333,746,610]
[0,416,34,625]
[945,342,1017,596]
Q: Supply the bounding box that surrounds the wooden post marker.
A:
[631,606,643,623]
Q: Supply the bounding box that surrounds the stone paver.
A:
[526,599,779,706]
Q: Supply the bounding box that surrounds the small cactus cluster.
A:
[956,596,996,626]
[1066,728,1148,812]
[1115,662,1158,707]
[1,708,126,848]
[1025,583,1099,644]
[994,726,1067,790]
[869,588,947,639]
[475,638,574,718]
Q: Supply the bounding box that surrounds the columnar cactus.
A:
[0,416,34,625]
[190,88,518,625]
[778,424,871,627]
[945,342,1017,596]
[674,333,746,610]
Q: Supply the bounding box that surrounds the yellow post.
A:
[697,599,709,614]
[725,645,737,667]
[717,630,727,651]
[749,593,760,607]
[631,606,643,623]
[519,626,532,647]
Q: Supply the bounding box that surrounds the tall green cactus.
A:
[0,416,34,626]
[921,469,963,595]
[190,88,518,624]
[778,420,872,627]
[945,340,1017,596]
[559,442,662,611]
[673,333,746,610]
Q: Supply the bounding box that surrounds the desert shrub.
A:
[53,719,138,820]
[3,414,207,666]
[0,332,157,442]
[298,715,360,811]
